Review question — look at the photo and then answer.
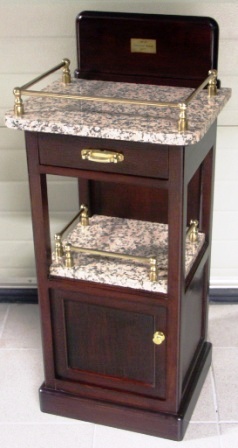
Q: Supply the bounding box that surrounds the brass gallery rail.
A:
[53,206,199,283]
[13,58,218,132]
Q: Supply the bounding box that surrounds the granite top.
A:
[5,78,231,145]
[51,215,205,294]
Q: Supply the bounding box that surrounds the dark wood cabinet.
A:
[8,11,231,441]
[25,118,214,439]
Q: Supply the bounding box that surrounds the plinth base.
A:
[39,342,211,441]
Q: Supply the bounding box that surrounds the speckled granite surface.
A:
[5,78,231,145]
[50,215,205,293]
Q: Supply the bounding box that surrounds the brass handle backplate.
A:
[152,331,165,345]
[81,149,124,164]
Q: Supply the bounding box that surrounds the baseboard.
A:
[209,288,238,303]
[0,288,38,303]
[0,287,237,304]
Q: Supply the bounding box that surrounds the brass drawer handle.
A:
[81,149,124,164]
[152,331,165,345]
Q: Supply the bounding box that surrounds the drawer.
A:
[38,133,168,179]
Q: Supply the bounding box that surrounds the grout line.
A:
[219,421,238,424]
[210,364,220,421]
[210,363,224,448]
[189,421,220,424]
[0,304,10,339]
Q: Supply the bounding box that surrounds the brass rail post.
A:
[13,87,24,117]
[54,204,89,260]
[178,103,188,132]
[186,220,199,243]
[208,69,218,97]
[13,58,71,117]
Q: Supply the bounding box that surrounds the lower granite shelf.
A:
[50,215,205,293]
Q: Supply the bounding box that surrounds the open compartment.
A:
[50,207,205,293]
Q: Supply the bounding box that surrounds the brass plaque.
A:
[130,38,156,54]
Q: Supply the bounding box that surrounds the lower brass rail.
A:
[54,212,200,282]
[64,243,158,282]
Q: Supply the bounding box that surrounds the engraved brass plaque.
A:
[130,38,156,54]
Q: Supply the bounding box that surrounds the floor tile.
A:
[0,422,94,448]
[209,304,238,347]
[0,303,41,348]
[212,347,238,421]
[190,369,217,422]
[0,303,9,337]
[220,424,238,448]
[93,423,220,448]
[0,348,76,423]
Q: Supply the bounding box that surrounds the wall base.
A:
[0,288,238,303]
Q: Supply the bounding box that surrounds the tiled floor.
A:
[0,303,238,447]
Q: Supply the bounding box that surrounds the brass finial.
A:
[54,233,63,258]
[62,58,71,84]
[64,243,74,268]
[149,257,158,282]
[187,220,199,243]
[208,69,217,97]
[13,87,24,117]
[80,204,89,227]
[178,103,188,132]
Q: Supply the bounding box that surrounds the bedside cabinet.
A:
[6,11,231,441]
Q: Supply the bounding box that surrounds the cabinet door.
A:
[50,288,167,401]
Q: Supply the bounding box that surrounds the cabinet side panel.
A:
[180,265,205,391]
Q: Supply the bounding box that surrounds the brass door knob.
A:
[152,331,165,345]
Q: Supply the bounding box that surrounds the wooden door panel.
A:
[65,301,155,383]
[50,288,167,399]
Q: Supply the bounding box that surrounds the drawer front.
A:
[38,133,168,179]
[50,288,167,401]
